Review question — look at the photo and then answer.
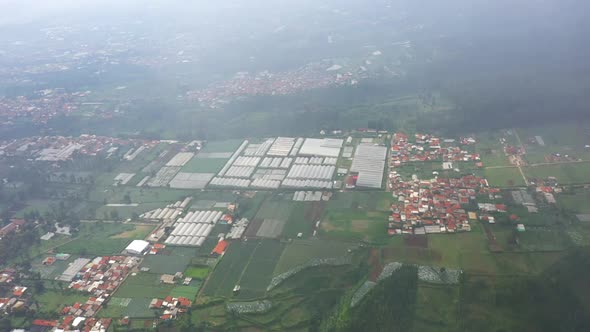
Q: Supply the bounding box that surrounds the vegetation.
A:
[321,265,418,332]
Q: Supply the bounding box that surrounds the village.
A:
[0,125,589,331]
[186,61,367,108]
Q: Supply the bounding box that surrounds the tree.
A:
[0,318,12,331]
[123,193,132,205]
[110,210,119,221]
[34,280,45,294]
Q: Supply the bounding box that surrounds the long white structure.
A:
[232,156,261,167]
[217,140,249,177]
[165,210,222,247]
[259,157,293,169]
[350,144,387,188]
[166,152,194,167]
[267,137,296,156]
[243,138,275,156]
[282,179,332,189]
[299,138,343,157]
[251,178,281,189]
[289,138,305,156]
[209,177,250,188]
[287,164,335,180]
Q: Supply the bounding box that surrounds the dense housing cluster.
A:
[186,62,360,108]
[0,135,156,162]
[390,132,480,167]
[388,175,491,235]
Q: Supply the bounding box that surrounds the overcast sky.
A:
[0,0,159,25]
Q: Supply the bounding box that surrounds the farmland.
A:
[558,188,590,213]
[203,240,284,299]
[56,223,140,256]
[524,163,590,184]
[273,239,356,276]
[4,127,590,331]
[181,157,228,173]
[484,167,527,187]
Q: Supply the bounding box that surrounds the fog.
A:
[1,0,589,130]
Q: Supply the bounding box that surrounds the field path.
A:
[235,240,263,285]
[512,129,529,186]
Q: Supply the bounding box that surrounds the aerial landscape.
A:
[1,0,590,331]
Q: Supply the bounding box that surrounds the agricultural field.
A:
[194,263,366,331]
[31,254,80,280]
[13,199,62,218]
[282,201,326,239]
[320,191,392,243]
[379,226,496,274]
[99,247,209,319]
[202,239,284,299]
[273,239,355,276]
[484,167,527,187]
[170,285,201,299]
[108,272,175,317]
[184,266,210,279]
[558,188,590,213]
[516,123,590,164]
[55,223,140,256]
[140,246,196,274]
[110,224,155,239]
[524,163,590,184]
[327,191,393,212]
[413,283,460,332]
[476,132,512,167]
[181,157,227,173]
[245,198,294,239]
[200,140,244,153]
[34,290,89,314]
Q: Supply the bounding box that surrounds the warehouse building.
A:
[267,137,296,156]
[350,144,387,188]
[165,210,223,247]
[243,138,275,156]
[125,240,150,255]
[299,138,343,157]
[58,258,91,281]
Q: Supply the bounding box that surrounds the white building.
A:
[125,240,150,255]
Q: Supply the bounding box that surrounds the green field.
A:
[413,284,460,332]
[484,167,527,187]
[140,246,196,274]
[116,272,174,299]
[254,199,294,221]
[476,132,512,167]
[524,163,590,184]
[327,191,392,212]
[200,140,244,153]
[184,266,210,279]
[31,254,80,279]
[35,291,89,313]
[14,199,61,218]
[273,239,355,276]
[516,123,590,164]
[56,223,138,255]
[88,186,194,206]
[282,202,318,239]
[202,240,284,299]
[558,189,590,213]
[170,285,201,299]
[181,157,228,173]
[99,297,154,318]
[517,228,571,251]
[319,191,393,243]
